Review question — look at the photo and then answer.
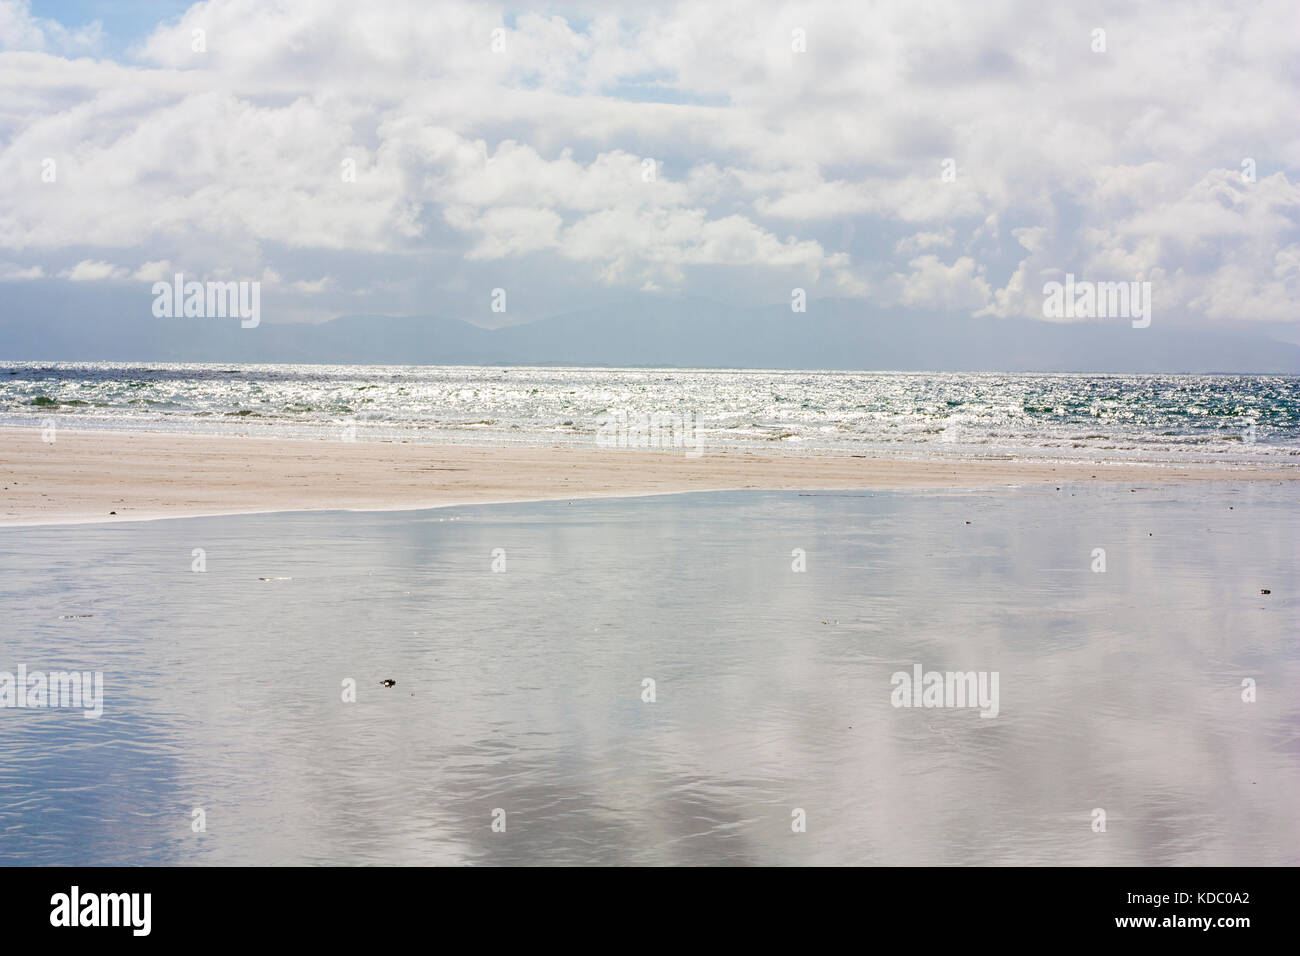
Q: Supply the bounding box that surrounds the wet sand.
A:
[3,487,1296,864]
[2,426,1297,525]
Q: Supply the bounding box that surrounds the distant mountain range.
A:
[2,286,1297,372]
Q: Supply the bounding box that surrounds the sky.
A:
[1,0,1297,345]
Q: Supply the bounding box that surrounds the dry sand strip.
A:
[2,426,1297,526]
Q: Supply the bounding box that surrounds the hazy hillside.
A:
[1,285,1297,372]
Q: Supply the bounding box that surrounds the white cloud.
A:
[895,229,955,257]
[0,261,41,280]
[59,259,127,281]
[0,0,102,55]
[132,260,173,282]
[0,0,1295,325]
[895,255,991,311]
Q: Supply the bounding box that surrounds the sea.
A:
[3,363,1299,464]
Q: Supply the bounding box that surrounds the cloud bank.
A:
[0,0,1297,329]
